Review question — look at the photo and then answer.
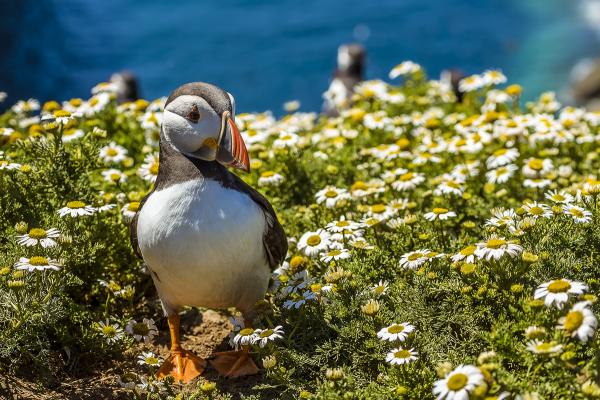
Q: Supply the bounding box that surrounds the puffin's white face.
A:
[162,92,249,172]
[163,95,222,157]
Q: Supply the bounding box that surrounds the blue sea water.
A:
[1,0,598,113]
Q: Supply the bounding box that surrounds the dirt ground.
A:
[2,310,265,400]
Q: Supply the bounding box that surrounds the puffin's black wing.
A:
[223,173,288,270]
[129,191,153,259]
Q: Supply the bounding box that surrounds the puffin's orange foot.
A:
[156,350,206,383]
[209,349,259,378]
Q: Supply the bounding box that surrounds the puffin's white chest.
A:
[136,179,270,313]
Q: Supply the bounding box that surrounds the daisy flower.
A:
[101,168,127,184]
[389,61,421,79]
[558,301,597,343]
[320,248,351,263]
[97,319,124,344]
[315,186,351,208]
[534,279,588,309]
[15,256,61,272]
[486,148,519,169]
[258,171,285,187]
[526,340,563,355]
[474,237,522,260]
[485,208,517,228]
[459,75,486,92]
[482,69,507,85]
[522,157,553,178]
[58,201,96,217]
[126,318,158,343]
[122,202,140,221]
[99,142,128,163]
[392,171,426,191]
[138,152,159,183]
[371,280,389,296]
[451,245,477,264]
[326,217,363,234]
[137,351,162,367]
[298,229,331,258]
[252,326,284,348]
[17,227,60,248]
[399,250,431,269]
[563,205,592,224]
[386,347,418,365]
[273,131,299,149]
[432,365,484,400]
[62,128,85,142]
[545,190,574,204]
[377,323,415,342]
[522,201,553,219]
[486,164,518,184]
[424,208,456,221]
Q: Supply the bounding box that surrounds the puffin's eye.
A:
[186,105,200,123]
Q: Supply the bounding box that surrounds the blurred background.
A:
[1,0,599,112]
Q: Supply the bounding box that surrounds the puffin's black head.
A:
[337,44,366,77]
[162,82,250,172]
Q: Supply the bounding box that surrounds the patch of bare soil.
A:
[2,310,267,400]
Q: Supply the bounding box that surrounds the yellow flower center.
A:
[110,173,121,182]
[407,253,423,261]
[259,329,274,338]
[563,310,584,332]
[306,235,322,246]
[325,190,338,198]
[102,325,117,336]
[261,171,275,178]
[352,181,368,191]
[53,110,71,118]
[149,162,159,175]
[387,324,405,334]
[106,148,119,156]
[67,201,86,209]
[239,328,254,336]
[494,148,507,156]
[535,342,555,352]
[127,202,140,212]
[548,280,571,293]
[433,207,448,215]
[447,373,468,391]
[486,238,506,249]
[28,228,47,239]
[145,356,159,365]
[460,245,476,256]
[327,249,342,257]
[394,349,412,359]
[336,221,350,227]
[400,172,414,181]
[528,206,544,215]
[374,285,385,295]
[569,208,584,218]
[371,204,386,214]
[528,159,543,170]
[29,256,49,266]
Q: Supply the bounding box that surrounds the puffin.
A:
[130,82,287,382]
[322,43,366,116]
[110,70,140,103]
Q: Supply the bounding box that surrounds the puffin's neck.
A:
[155,133,229,191]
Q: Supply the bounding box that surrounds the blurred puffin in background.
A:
[110,70,140,103]
[130,82,287,382]
[322,43,366,116]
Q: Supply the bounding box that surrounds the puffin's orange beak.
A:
[216,112,250,172]
[227,116,250,172]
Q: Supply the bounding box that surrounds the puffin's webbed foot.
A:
[157,349,206,383]
[209,347,259,378]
